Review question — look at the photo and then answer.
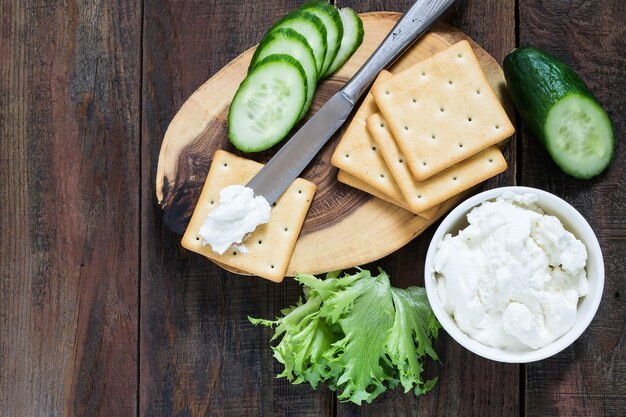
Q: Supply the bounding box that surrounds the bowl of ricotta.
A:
[424,186,604,363]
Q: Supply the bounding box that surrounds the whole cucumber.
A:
[503,46,614,179]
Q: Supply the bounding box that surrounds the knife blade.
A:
[247,0,456,204]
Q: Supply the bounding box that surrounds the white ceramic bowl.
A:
[424,186,604,363]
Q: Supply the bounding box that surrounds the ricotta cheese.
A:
[198,185,271,255]
[433,192,588,350]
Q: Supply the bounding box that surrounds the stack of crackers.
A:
[331,41,514,217]
[180,41,514,284]
[181,150,317,283]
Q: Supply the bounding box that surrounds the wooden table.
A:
[1,1,624,416]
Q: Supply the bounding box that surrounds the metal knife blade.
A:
[247,0,455,204]
[246,93,353,204]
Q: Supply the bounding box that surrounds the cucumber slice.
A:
[250,28,317,120]
[273,10,328,75]
[504,46,615,179]
[545,94,614,179]
[229,55,307,153]
[300,1,343,77]
[324,7,364,77]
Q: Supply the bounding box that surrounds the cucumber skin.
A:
[249,27,317,78]
[272,10,328,74]
[324,8,364,77]
[504,46,614,178]
[503,46,598,146]
[300,0,344,76]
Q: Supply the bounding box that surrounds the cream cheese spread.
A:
[433,192,588,350]
[198,185,271,255]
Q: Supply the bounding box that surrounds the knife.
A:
[247,0,456,204]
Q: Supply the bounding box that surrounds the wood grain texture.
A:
[0,1,140,416]
[334,1,519,416]
[3,0,624,416]
[141,0,333,416]
[518,1,626,416]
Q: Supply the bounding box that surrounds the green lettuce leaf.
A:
[249,268,440,405]
[388,287,440,394]
[324,269,395,404]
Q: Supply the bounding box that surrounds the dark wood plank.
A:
[140,1,333,416]
[517,1,626,416]
[335,0,519,416]
[0,0,140,416]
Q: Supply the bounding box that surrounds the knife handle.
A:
[341,0,455,103]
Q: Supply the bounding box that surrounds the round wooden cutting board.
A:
[156,12,513,275]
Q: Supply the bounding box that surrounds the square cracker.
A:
[367,112,508,212]
[331,71,439,218]
[181,150,316,283]
[371,40,514,181]
[337,170,411,211]
[337,170,439,220]
[331,71,401,199]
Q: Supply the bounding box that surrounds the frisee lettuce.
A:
[249,268,440,405]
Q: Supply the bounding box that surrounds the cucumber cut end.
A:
[545,94,614,179]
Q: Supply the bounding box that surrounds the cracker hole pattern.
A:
[380,174,385,178]
[399,159,404,163]
[258,240,263,244]
[459,143,464,148]
[404,126,409,131]
[412,98,417,103]
[468,117,472,122]
[372,146,377,151]
[345,154,350,158]
[422,161,427,166]
[453,177,458,181]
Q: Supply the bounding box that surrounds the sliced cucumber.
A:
[300,1,343,78]
[504,46,614,179]
[250,28,317,120]
[273,10,328,75]
[324,7,364,77]
[545,94,614,179]
[229,54,307,152]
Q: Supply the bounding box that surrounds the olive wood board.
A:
[155,12,514,276]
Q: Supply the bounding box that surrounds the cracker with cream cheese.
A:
[182,150,316,282]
